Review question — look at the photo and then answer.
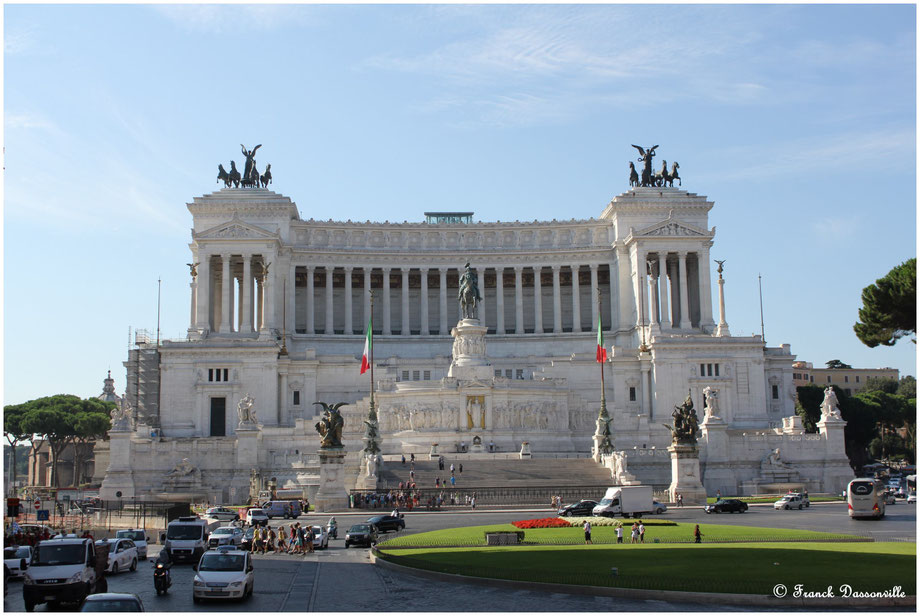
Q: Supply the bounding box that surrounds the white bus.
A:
[847,478,886,519]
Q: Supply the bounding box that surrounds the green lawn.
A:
[378,542,916,595]
[379,521,866,548]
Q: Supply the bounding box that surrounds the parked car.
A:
[208,527,244,549]
[704,499,748,514]
[651,500,668,515]
[4,546,32,578]
[94,539,138,574]
[192,550,254,603]
[240,528,256,552]
[907,492,917,504]
[114,529,150,559]
[205,507,239,522]
[773,493,810,510]
[311,526,329,550]
[557,500,598,517]
[344,524,378,548]
[245,508,269,527]
[366,515,405,533]
[80,592,145,612]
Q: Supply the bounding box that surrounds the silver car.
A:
[208,526,244,549]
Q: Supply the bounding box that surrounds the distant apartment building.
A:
[792,362,899,395]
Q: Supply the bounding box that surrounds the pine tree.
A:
[854,258,916,347]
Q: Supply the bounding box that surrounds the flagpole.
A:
[369,290,375,412]
[598,291,607,417]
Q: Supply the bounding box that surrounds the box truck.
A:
[591,486,654,517]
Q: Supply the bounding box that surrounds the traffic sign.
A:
[33,498,41,510]
[36,509,50,521]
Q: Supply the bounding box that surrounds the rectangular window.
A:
[293,391,301,406]
[401,370,409,381]
[209,397,226,437]
[707,364,713,377]
[844,376,849,383]
[700,364,705,377]
[629,387,637,402]
[494,370,502,377]
[793,373,799,380]
[516,369,524,380]
[810,376,814,383]
[845,388,851,395]
[424,370,431,380]
[714,364,720,377]
[827,376,832,383]
[505,369,513,378]
[772,385,779,399]
[412,370,420,381]
[855,376,860,383]
[208,368,214,382]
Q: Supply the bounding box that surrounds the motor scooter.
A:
[153,562,172,595]
[326,521,338,539]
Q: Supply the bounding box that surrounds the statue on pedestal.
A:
[820,386,843,421]
[238,393,257,426]
[702,386,720,419]
[458,262,482,320]
[314,401,346,448]
[110,399,134,432]
[663,390,700,445]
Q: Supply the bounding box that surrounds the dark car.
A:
[557,500,598,517]
[366,515,405,533]
[80,592,144,612]
[345,524,379,548]
[240,527,256,551]
[704,499,748,514]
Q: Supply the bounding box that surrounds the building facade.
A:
[100,183,852,502]
[792,362,899,395]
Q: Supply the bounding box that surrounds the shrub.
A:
[565,516,677,527]
[511,517,572,529]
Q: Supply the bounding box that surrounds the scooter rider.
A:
[154,548,172,590]
[326,516,338,539]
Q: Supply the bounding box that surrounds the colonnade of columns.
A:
[636,249,712,332]
[289,264,616,336]
[193,254,271,334]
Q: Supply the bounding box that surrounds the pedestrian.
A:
[401,454,406,465]
[630,523,639,544]
[694,524,702,544]
[268,527,276,552]
[410,469,415,481]
[450,463,455,475]
[410,453,415,463]
[459,463,463,474]
[438,456,444,470]
[716,489,721,500]
[471,495,476,509]
[277,526,287,553]
[677,493,683,507]
[435,477,440,488]
[306,525,315,553]
[615,523,623,544]
[450,475,456,486]
[583,519,592,544]
[639,521,645,543]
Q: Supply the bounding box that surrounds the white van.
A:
[22,537,99,611]
[115,528,150,559]
[592,486,654,517]
[165,517,212,563]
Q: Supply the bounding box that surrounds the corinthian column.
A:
[589,264,599,328]
[533,267,543,333]
[571,265,582,332]
[382,268,392,335]
[514,266,524,334]
[678,252,691,329]
[495,267,505,333]
[658,253,671,329]
[401,269,410,335]
[344,267,353,335]
[242,255,253,333]
[306,266,315,334]
[420,268,429,335]
[325,266,335,334]
[196,254,210,332]
[438,268,447,334]
[552,265,562,333]
[477,267,487,326]
[220,254,232,333]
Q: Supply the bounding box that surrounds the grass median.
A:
[377,542,916,595]
[379,521,867,548]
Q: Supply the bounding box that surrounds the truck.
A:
[591,486,654,518]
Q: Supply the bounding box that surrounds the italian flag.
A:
[596,315,607,363]
[360,316,373,374]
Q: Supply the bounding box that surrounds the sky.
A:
[3,3,916,405]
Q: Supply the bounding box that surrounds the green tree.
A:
[3,404,29,488]
[862,377,899,394]
[854,258,916,347]
[795,384,825,432]
[69,403,112,485]
[825,359,853,369]
[897,375,916,399]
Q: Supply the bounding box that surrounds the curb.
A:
[370,551,915,608]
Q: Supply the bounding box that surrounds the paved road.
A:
[4,502,914,612]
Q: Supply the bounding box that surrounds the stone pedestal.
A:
[429,443,439,459]
[667,443,707,505]
[519,441,532,459]
[99,430,136,500]
[236,425,260,470]
[355,453,380,491]
[314,448,348,512]
[448,319,493,381]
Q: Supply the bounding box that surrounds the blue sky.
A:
[3,4,916,405]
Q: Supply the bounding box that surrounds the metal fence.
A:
[13,500,190,538]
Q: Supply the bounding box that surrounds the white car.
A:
[94,538,138,574]
[774,493,810,510]
[907,492,917,504]
[115,529,150,559]
[193,550,254,602]
[245,508,269,527]
[205,507,240,522]
[651,500,668,514]
[311,526,329,550]
[4,546,32,578]
[208,526,244,549]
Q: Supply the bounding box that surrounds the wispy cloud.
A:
[5,112,59,132]
[151,5,319,34]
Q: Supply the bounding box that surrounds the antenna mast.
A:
[758,273,766,343]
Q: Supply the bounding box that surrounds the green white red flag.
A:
[596,314,607,363]
[360,316,373,374]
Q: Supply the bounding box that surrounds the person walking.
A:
[470,495,476,509]
[401,454,406,465]
[450,475,456,486]
[450,463,455,475]
[615,523,624,544]
[550,495,557,510]
[716,489,721,500]
[410,453,415,463]
[639,521,646,543]
[277,526,287,553]
[583,519,592,544]
[677,493,683,507]
[459,463,463,475]
[305,525,315,553]
[694,524,702,544]
[630,522,639,544]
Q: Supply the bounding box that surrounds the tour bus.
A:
[847,478,886,519]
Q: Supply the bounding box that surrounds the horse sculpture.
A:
[217,164,232,188]
[654,160,671,187]
[628,162,639,188]
[667,162,680,187]
[458,263,482,320]
[241,164,259,188]
[228,161,242,188]
[260,164,272,188]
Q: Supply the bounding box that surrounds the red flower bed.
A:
[511,517,572,529]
